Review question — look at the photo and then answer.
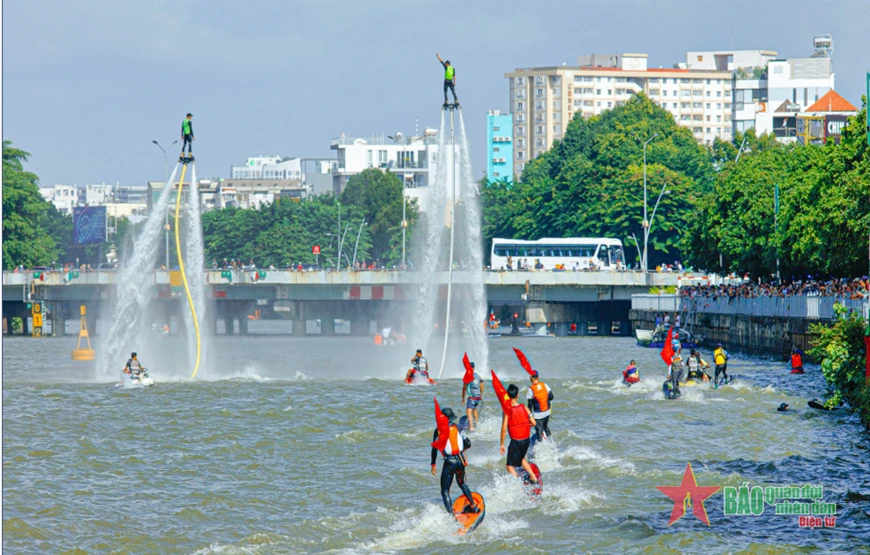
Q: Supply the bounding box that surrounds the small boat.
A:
[638,326,703,349]
[117,369,154,388]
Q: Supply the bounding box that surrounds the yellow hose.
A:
[174,163,202,379]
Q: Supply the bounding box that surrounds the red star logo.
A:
[656,463,721,526]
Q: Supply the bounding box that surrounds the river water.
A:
[3,326,870,554]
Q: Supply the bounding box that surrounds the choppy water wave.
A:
[3,336,869,553]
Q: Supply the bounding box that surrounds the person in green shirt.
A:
[180,113,194,159]
[436,52,458,106]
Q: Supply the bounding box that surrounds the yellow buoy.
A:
[72,305,95,361]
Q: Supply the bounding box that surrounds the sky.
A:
[3,0,869,188]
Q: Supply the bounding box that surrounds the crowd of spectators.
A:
[679,277,869,301]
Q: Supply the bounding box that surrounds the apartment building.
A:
[486,110,513,182]
[505,53,732,176]
[40,185,80,215]
[687,36,836,141]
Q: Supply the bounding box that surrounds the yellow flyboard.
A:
[174,163,202,379]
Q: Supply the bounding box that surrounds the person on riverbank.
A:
[406,349,429,382]
[623,360,640,384]
[685,349,711,382]
[713,343,730,387]
[461,362,484,432]
[436,52,459,107]
[527,371,553,441]
[500,384,539,482]
[431,405,480,515]
[790,347,805,374]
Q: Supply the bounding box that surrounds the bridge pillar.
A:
[320,318,336,336]
[21,311,30,336]
[52,306,66,337]
[619,320,632,337]
[225,316,235,335]
[555,322,568,336]
[208,310,218,336]
[597,321,611,336]
[292,319,306,336]
[578,322,589,336]
[238,315,249,335]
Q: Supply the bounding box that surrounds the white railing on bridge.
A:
[633,293,867,320]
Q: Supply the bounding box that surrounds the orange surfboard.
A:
[452,491,485,535]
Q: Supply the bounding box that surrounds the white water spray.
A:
[412,108,488,378]
[182,164,209,374]
[99,165,178,376]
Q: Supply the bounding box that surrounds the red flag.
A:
[490,370,511,414]
[431,397,450,451]
[513,347,535,376]
[661,327,675,367]
[462,352,475,384]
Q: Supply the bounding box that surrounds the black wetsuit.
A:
[431,428,473,513]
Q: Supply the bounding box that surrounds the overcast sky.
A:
[3,0,869,187]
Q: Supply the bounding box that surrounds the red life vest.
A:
[791,353,803,369]
[507,403,531,440]
[530,382,550,413]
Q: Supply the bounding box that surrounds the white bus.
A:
[490,238,626,271]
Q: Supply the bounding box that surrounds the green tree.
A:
[339,168,418,264]
[2,141,61,269]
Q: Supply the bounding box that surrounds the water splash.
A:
[183,164,209,375]
[99,165,178,377]
[411,109,488,378]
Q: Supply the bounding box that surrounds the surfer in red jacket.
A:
[499,384,538,482]
[431,404,480,515]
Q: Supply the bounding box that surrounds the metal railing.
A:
[633,293,868,321]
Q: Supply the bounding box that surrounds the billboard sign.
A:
[824,115,849,145]
[73,206,107,244]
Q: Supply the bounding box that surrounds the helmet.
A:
[469,362,475,369]
[131,352,137,357]
[186,113,193,117]
[441,407,456,421]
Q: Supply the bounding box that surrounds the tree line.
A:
[482,94,870,279]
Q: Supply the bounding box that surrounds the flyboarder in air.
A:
[180,113,194,162]
[436,52,459,109]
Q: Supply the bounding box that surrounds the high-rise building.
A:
[486,110,513,182]
[505,53,732,177]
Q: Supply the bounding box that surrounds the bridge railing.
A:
[634,293,867,320]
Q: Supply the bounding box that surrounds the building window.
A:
[515,77,525,86]
[493,147,500,152]
[535,138,545,148]
[516,113,525,122]
[535,100,545,110]
[706,91,711,97]
[607,101,612,107]
[681,90,691,97]
[717,91,722,97]
[516,139,525,148]
[515,126,525,136]
[536,88,544,97]
[596,76,602,82]
[697,56,703,62]
[535,125,545,135]
[693,79,702,84]
[693,102,702,108]
[706,127,712,133]
[672,103,677,109]
[535,76,545,85]
[583,100,593,106]
[716,115,722,122]
[517,151,525,160]
[706,115,711,121]
[366,150,373,167]
[552,124,562,134]
[607,89,612,95]
[649,78,660,83]
[378,150,387,164]
[574,99,583,107]
[693,90,702,97]
[516,102,525,111]
[650,89,660,96]
[493,126,500,132]
[596,89,601,95]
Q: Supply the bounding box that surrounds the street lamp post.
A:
[389,132,423,269]
[152,139,178,269]
[641,133,659,273]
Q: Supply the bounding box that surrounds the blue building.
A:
[486,110,513,182]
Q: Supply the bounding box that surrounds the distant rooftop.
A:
[806,90,858,113]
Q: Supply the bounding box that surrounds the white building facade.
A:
[505,53,733,177]
[40,185,80,215]
[330,131,439,211]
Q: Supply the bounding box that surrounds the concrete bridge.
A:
[3,270,684,337]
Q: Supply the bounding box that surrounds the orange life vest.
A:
[530,382,550,413]
[507,403,531,440]
[441,424,463,456]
